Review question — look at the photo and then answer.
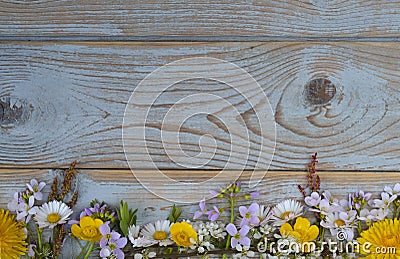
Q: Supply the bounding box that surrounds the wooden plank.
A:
[1,1,400,38]
[1,42,400,170]
[1,169,399,223]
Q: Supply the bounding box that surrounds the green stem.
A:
[83,242,95,259]
[36,224,43,254]
[319,226,326,242]
[77,241,90,259]
[224,196,235,255]
[357,221,363,234]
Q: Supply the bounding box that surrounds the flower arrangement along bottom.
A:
[3,154,400,259]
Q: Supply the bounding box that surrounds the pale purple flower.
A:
[384,183,400,196]
[8,192,24,212]
[28,244,36,257]
[226,224,250,248]
[305,192,321,207]
[26,179,46,201]
[358,209,377,222]
[309,199,332,215]
[370,192,397,209]
[16,196,37,223]
[322,190,333,201]
[69,202,117,224]
[100,223,127,259]
[239,203,260,227]
[370,208,389,220]
[193,198,207,220]
[206,206,221,221]
[349,190,372,210]
[339,210,357,225]
[209,190,219,197]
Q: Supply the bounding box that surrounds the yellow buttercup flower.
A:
[170,222,197,247]
[280,217,319,252]
[358,218,400,259]
[0,209,28,258]
[71,216,103,242]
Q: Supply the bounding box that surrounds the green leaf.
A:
[117,200,137,236]
[167,204,181,223]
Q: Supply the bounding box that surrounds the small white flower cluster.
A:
[190,222,226,254]
[252,223,273,239]
[198,221,227,239]
[190,221,226,253]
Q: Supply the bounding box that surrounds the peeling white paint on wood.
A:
[1,1,400,37]
[1,42,400,170]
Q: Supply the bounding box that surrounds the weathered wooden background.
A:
[1,0,400,248]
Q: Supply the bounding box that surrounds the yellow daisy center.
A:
[82,226,99,238]
[153,231,167,240]
[281,211,292,219]
[335,219,345,227]
[47,213,61,223]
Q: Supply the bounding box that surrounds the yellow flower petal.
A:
[357,219,400,257]
[170,222,197,247]
[304,225,319,242]
[71,224,82,238]
[294,217,311,233]
[280,223,293,235]
[71,216,103,242]
[94,218,104,228]
[80,216,95,228]
[0,209,28,258]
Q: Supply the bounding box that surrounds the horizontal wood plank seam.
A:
[0,167,397,173]
[0,36,400,42]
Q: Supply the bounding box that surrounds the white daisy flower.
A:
[256,205,274,226]
[271,199,303,226]
[141,220,174,246]
[35,200,73,229]
[128,224,154,248]
[320,212,355,241]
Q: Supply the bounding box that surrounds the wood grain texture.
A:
[1,169,399,222]
[1,42,400,170]
[1,1,400,38]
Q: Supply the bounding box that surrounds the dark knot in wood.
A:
[0,97,32,127]
[304,78,336,105]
